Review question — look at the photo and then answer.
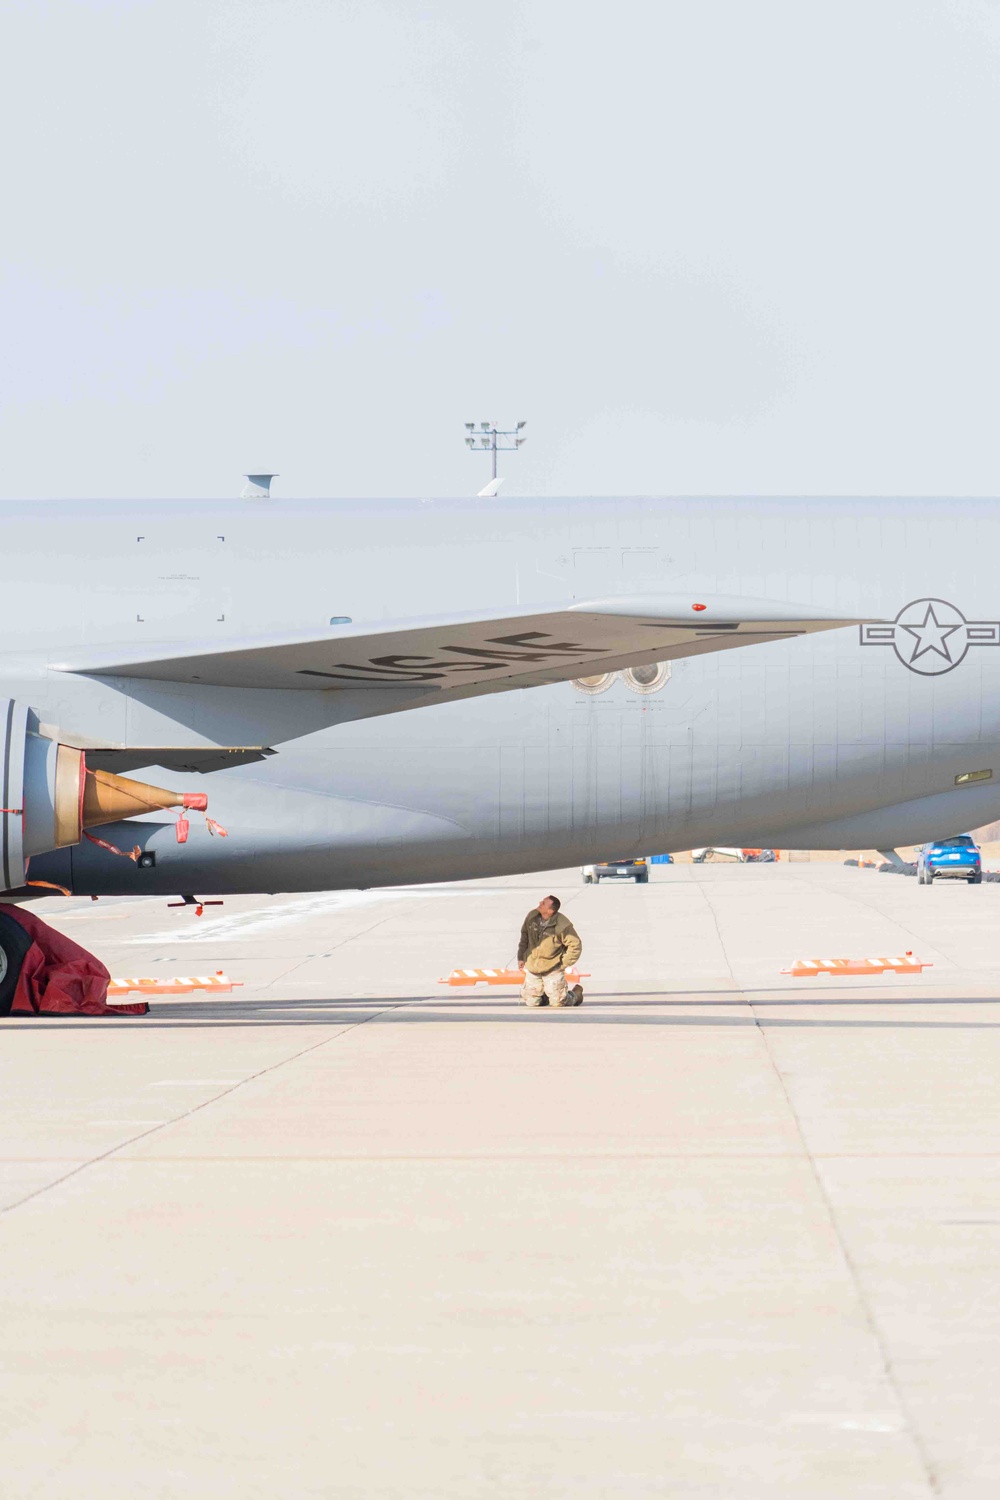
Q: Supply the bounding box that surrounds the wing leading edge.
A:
[53,594,868,717]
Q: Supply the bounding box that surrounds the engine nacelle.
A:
[0,699,209,893]
[1,703,86,889]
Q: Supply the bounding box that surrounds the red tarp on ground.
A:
[3,906,148,1016]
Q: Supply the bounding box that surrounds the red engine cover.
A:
[2,906,147,1016]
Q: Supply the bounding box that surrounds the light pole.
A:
[463,420,527,487]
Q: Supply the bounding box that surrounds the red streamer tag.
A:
[175,813,190,844]
[84,831,142,862]
[205,816,228,838]
[27,879,71,896]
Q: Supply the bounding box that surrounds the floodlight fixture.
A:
[460,417,531,488]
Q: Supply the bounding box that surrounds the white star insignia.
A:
[900,603,962,663]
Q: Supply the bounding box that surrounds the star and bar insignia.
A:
[860,598,1000,675]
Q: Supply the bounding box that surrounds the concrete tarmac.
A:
[3,862,1000,1497]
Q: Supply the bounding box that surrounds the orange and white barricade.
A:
[106,971,242,997]
[438,966,589,988]
[781,954,931,977]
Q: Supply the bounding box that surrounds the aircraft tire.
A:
[0,909,33,1016]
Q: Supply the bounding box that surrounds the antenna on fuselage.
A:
[241,473,278,499]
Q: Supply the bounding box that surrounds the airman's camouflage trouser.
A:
[521,969,570,1007]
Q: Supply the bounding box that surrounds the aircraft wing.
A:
[82,746,277,775]
[54,594,865,719]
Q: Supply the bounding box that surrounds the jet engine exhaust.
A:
[81,767,207,829]
[0,697,214,893]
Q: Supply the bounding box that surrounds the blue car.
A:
[917,835,982,885]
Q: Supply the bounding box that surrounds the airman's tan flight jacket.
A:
[517,909,583,975]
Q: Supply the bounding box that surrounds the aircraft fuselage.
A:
[3,494,998,894]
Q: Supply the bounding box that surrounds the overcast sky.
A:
[3,0,1000,499]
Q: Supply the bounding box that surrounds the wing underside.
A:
[53,593,866,722]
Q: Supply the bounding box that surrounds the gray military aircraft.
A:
[1,494,996,905]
